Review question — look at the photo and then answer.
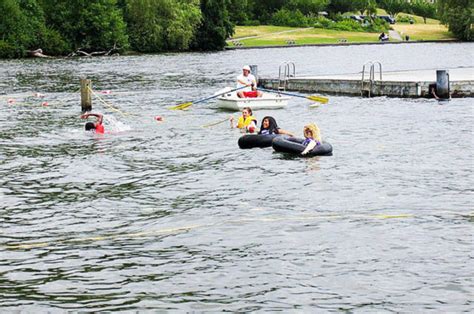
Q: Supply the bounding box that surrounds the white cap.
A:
[242,65,251,71]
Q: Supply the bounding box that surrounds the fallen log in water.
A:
[28,49,50,58]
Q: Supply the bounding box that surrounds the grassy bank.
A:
[227,14,454,47]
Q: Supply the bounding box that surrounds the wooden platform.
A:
[259,67,474,98]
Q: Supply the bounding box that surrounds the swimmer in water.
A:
[81,113,104,134]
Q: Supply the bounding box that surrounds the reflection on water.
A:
[0,43,473,311]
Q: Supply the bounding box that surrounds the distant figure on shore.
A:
[81,113,104,134]
[379,32,389,42]
[405,35,410,41]
[236,65,263,98]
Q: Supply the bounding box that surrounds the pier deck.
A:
[259,67,473,98]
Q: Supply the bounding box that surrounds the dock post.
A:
[250,65,258,82]
[436,70,450,99]
[80,78,92,112]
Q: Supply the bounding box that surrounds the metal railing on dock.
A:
[278,61,296,90]
[361,61,382,97]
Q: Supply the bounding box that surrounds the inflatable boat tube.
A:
[272,137,333,156]
[238,134,282,149]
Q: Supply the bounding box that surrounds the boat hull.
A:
[216,93,290,111]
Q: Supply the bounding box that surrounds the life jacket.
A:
[237,115,257,128]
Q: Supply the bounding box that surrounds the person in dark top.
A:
[258,116,293,136]
[379,32,389,41]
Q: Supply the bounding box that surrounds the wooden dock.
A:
[259,67,474,98]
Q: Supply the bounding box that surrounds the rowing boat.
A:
[214,87,290,111]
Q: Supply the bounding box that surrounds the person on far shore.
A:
[81,112,104,134]
[379,32,389,42]
[236,65,263,98]
[258,116,293,136]
[230,106,257,133]
[301,123,322,155]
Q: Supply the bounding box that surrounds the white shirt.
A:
[237,73,257,92]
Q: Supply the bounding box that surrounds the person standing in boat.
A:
[258,116,294,136]
[230,107,257,133]
[236,65,263,98]
[301,123,322,155]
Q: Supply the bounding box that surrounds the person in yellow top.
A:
[230,107,257,133]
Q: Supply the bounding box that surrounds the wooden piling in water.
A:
[80,79,92,112]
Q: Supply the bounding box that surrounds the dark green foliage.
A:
[0,0,27,57]
[125,0,201,52]
[0,0,69,57]
[0,0,37,57]
[284,0,329,16]
[248,0,287,23]
[378,0,407,17]
[228,0,250,24]
[397,15,415,24]
[364,17,389,32]
[313,16,388,33]
[192,0,234,51]
[0,40,20,58]
[41,0,128,52]
[332,19,364,31]
[271,9,309,27]
[328,0,358,15]
[408,0,436,24]
[313,16,335,28]
[437,0,473,41]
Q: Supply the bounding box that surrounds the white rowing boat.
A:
[214,87,290,111]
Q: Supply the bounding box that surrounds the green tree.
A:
[192,0,234,51]
[0,0,28,57]
[437,0,473,41]
[41,0,128,52]
[409,0,436,24]
[166,0,202,50]
[0,0,68,57]
[248,0,287,23]
[285,0,329,16]
[228,0,250,24]
[327,0,358,14]
[378,0,407,17]
[361,0,377,17]
[126,0,201,52]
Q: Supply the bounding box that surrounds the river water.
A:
[0,43,473,311]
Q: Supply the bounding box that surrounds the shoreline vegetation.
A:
[227,13,454,48]
[1,1,466,59]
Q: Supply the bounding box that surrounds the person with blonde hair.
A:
[301,123,321,155]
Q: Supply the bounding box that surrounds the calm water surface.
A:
[0,43,473,311]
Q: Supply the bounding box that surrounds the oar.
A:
[258,88,329,104]
[169,86,247,110]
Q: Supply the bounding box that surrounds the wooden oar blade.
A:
[169,102,192,110]
[307,95,329,104]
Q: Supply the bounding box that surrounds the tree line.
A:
[0,0,471,58]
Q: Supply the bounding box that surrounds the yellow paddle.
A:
[169,86,247,110]
[258,88,329,104]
